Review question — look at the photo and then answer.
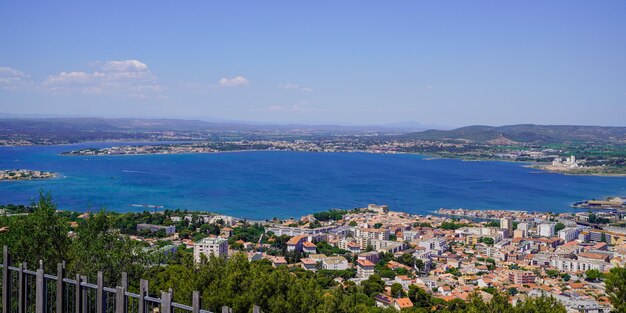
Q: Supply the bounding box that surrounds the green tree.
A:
[68,211,152,286]
[390,283,405,298]
[605,267,626,312]
[585,269,603,282]
[554,223,566,232]
[361,275,385,296]
[0,192,70,272]
[513,294,566,313]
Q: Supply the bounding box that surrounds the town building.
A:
[287,235,308,252]
[558,227,580,242]
[538,223,556,237]
[193,237,228,262]
[500,218,513,237]
[356,259,375,278]
[508,271,536,284]
[136,224,176,235]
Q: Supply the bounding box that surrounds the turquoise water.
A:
[1,142,625,219]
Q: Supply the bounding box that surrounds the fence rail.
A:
[0,246,215,313]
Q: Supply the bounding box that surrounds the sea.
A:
[1,142,625,220]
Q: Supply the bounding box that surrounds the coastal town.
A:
[101,203,626,312]
[61,138,626,176]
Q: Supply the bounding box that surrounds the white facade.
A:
[418,237,447,254]
[538,223,556,237]
[193,237,229,263]
[322,256,348,270]
[558,227,580,242]
[550,257,609,272]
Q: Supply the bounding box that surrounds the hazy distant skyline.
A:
[1,1,625,127]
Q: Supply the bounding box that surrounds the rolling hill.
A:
[403,124,626,144]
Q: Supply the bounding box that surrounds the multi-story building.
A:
[558,227,580,242]
[286,235,308,252]
[500,218,513,237]
[550,257,610,272]
[517,222,530,232]
[356,259,375,278]
[322,256,348,270]
[355,228,390,241]
[193,237,228,263]
[508,271,536,284]
[358,251,380,264]
[370,239,406,253]
[136,224,176,235]
[302,241,317,254]
[538,223,556,237]
[418,237,447,254]
[513,229,527,238]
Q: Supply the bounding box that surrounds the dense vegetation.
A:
[0,193,623,313]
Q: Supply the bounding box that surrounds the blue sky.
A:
[1,1,625,127]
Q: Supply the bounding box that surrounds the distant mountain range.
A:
[403,124,626,144]
[0,116,441,133]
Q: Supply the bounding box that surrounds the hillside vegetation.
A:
[404,124,626,144]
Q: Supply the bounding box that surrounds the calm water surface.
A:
[1,142,625,219]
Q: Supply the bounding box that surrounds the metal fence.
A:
[0,246,214,313]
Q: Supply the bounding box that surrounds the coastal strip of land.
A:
[0,169,56,180]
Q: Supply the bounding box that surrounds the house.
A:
[220,227,233,238]
[268,256,287,267]
[287,235,308,252]
[302,241,317,254]
[394,275,413,289]
[300,258,319,271]
[392,298,413,311]
[374,294,393,308]
[438,285,452,296]
[347,241,362,253]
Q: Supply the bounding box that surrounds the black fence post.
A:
[2,246,10,313]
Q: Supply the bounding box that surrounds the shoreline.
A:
[4,139,623,177]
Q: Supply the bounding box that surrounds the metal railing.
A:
[0,246,212,313]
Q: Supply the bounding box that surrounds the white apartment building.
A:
[355,228,390,241]
[322,256,348,270]
[558,227,580,242]
[418,237,447,254]
[193,237,229,263]
[538,223,556,237]
[550,257,610,272]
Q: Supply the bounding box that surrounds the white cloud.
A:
[219,76,249,87]
[277,83,314,92]
[43,60,161,97]
[0,67,30,90]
